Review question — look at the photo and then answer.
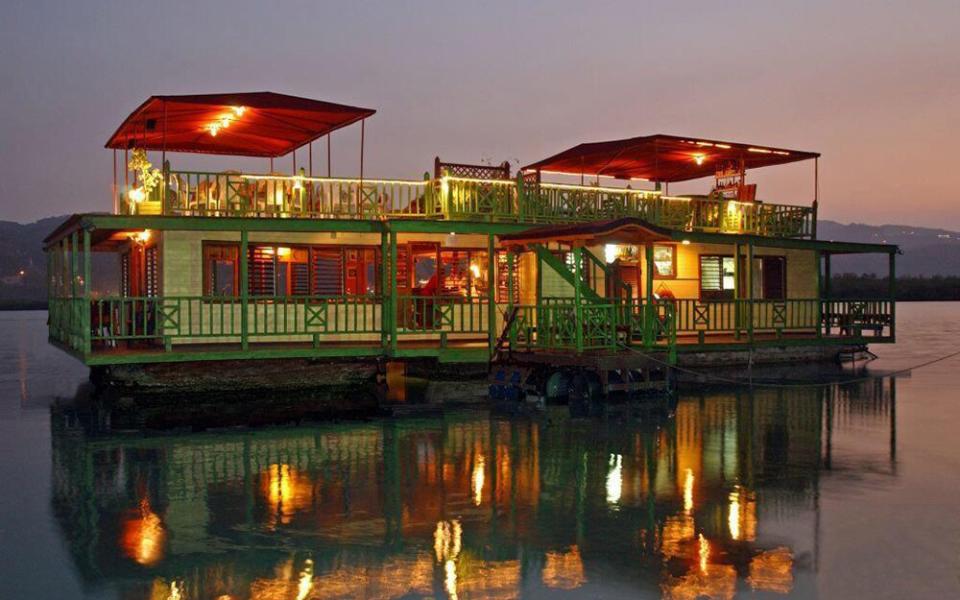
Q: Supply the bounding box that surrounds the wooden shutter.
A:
[144,246,159,297]
[248,246,276,296]
[496,251,520,303]
[120,252,130,297]
[700,255,724,300]
[395,245,410,292]
[311,248,343,296]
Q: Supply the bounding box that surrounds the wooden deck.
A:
[69,328,882,367]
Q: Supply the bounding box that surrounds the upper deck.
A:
[108,93,820,239]
[119,167,816,238]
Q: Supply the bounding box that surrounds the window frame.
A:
[652,243,677,280]
[756,254,787,300]
[698,253,738,301]
[202,241,241,298]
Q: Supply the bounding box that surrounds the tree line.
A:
[829,274,960,301]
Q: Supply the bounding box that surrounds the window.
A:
[440,249,488,297]
[652,244,676,279]
[700,255,737,300]
[203,243,239,296]
[249,245,311,296]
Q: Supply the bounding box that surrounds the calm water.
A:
[1,305,959,599]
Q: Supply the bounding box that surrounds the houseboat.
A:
[44,91,897,396]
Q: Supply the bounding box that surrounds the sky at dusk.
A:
[1,0,958,227]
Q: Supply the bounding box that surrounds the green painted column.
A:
[380,229,390,350]
[644,242,654,348]
[70,231,78,300]
[70,232,78,350]
[507,250,516,309]
[487,234,497,352]
[82,229,91,355]
[389,230,398,355]
[45,249,52,305]
[240,229,249,350]
[746,242,754,343]
[888,251,896,340]
[815,250,823,338]
[732,242,741,339]
[573,246,584,353]
[516,173,526,222]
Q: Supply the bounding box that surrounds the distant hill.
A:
[0,216,69,303]
[818,220,960,276]
[1,216,959,305]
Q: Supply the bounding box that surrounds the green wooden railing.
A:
[120,170,815,238]
[396,296,491,336]
[669,298,893,339]
[52,294,892,360]
[84,295,383,346]
[504,299,676,354]
[136,172,435,219]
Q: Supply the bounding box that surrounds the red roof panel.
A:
[523,134,819,182]
[105,92,375,158]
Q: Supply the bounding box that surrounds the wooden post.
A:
[240,229,249,350]
[746,242,754,343]
[381,229,390,350]
[888,251,896,340]
[812,157,819,239]
[507,250,516,310]
[733,242,741,339]
[823,252,832,336]
[487,234,497,352]
[70,232,78,351]
[82,228,91,355]
[70,231,79,300]
[644,242,654,348]
[516,173,525,222]
[815,250,823,338]
[573,246,584,353]
[61,239,68,300]
[389,230,398,355]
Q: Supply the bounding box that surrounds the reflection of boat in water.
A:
[50,379,898,599]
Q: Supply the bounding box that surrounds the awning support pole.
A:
[358,119,366,218]
[112,149,118,214]
[813,157,819,238]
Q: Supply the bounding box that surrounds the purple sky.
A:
[2,1,958,227]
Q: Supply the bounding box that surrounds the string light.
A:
[127,187,146,202]
[205,105,247,137]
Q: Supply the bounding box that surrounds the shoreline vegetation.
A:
[3,275,959,311]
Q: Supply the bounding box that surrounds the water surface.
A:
[1,305,959,599]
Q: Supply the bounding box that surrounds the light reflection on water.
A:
[48,382,896,600]
[5,306,960,598]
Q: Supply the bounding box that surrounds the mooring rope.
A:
[617,343,960,390]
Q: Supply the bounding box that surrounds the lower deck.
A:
[62,329,883,366]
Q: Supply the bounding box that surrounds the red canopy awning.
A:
[523,134,819,182]
[105,92,375,158]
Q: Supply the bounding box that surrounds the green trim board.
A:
[45,213,538,248]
